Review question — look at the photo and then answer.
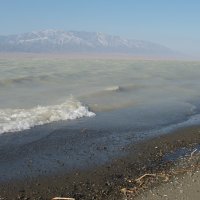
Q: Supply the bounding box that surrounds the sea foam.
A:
[0,99,95,134]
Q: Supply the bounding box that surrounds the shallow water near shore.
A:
[1,57,200,134]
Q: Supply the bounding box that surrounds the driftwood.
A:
[120,156,200,197]
[190,149,197,157]
[52,198,75,200]
[135,173,156,182]
[121,187,137,195]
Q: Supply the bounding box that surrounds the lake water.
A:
[1,55,200,134]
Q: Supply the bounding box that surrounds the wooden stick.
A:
[52,198,75,200]
[135,173,156,182]
[190,149,197,157]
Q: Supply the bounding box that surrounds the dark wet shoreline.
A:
[0,125,200,199]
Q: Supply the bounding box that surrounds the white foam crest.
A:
[0,99,95,134]
[105,86,121,92]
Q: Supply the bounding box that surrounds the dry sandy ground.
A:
[134,170,200,200]
[131,145,200,200]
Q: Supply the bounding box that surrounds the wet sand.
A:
[0,125,200,199]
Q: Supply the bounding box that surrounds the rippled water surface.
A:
[1,55,200,133]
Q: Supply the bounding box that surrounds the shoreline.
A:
[0,125,200,199]
[0,52,194,61]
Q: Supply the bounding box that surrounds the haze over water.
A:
[1,55,200,134]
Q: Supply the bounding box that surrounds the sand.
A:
[0,126,200,200]
[135,170,200,200]
[133,149,200,200]
[125,142,200,200]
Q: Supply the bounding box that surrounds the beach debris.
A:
[135,173,156,183]
[120,187,137,195]
[157,173,170,182]
[120,151,200,199]
[190,148,197,157]
[52,198,75,200]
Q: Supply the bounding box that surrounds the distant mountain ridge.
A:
[0,29,175,56]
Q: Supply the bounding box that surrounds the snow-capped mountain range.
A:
[0,29,175,55]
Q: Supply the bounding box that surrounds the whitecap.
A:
[105,86,121,92]
[0,98,95,134]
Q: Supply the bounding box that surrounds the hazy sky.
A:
[0,0,200,56]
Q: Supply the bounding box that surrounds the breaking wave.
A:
[104,86,121,92]
[0,99,95,134]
